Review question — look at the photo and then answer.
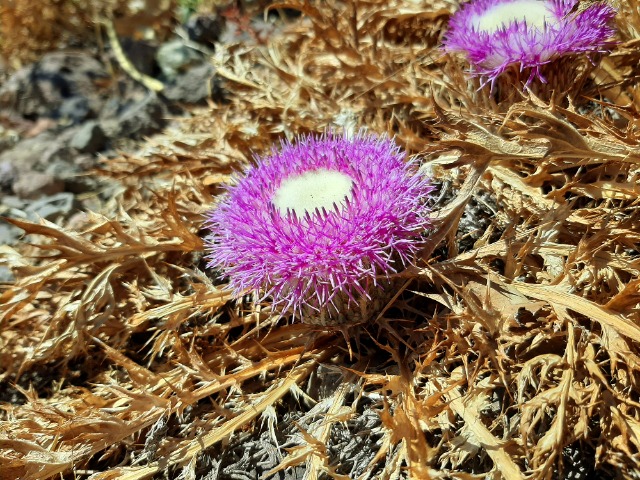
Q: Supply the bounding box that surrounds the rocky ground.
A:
[0,7,259,283]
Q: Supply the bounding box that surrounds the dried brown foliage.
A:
[0,0,176,68]
[2,0,640,479]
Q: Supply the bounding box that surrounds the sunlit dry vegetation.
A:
[0,0,178,68]
[2,0,640,478]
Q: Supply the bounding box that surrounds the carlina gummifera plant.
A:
[443,0,617,88]
[204,132,433,326]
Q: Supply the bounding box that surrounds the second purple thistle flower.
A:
[443,0,617,86]
[204,132,433,326]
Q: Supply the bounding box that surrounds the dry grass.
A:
[2,0,640,478]
[0,0,176,69]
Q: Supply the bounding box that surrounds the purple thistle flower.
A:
[443,0,617,87]
[204,132,433,324]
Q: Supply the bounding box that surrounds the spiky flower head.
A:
[204,132,433,325]
[443,0,616,86]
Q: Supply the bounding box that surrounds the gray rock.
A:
[43,160,99,194]
[0,134,55,172]
[0,161,17,193]
[58,97,91,125]
[0,52,108,121]
[156,39,202,80]
[74,153,97,171]
[45,159,80,179]
[164,63,218,104]
[25,192,75,221]
[12,171,64,199]
[0,132,72,173]
[70,121,107,153]
[186,14,224,46]
[0,125,19,153]
[101,93,167,139]
[0,266,14,283]
[1,195,27,210]
[99,97,125,124]
[0,221,22,246]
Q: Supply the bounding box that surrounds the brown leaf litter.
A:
[2,0,640,478]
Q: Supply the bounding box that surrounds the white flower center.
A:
[272,168,354,217]
[472,0,556,34]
